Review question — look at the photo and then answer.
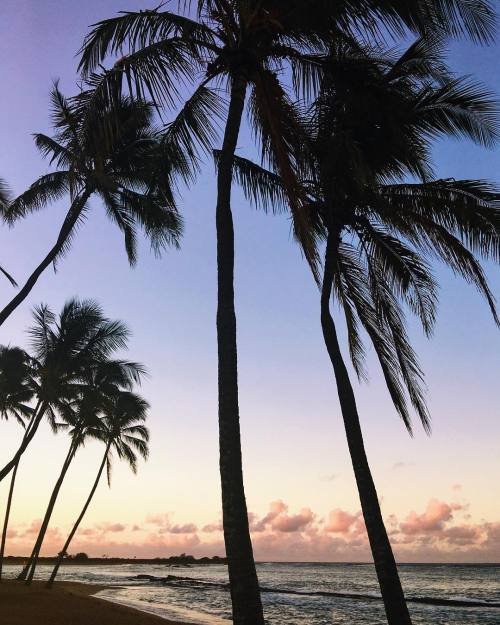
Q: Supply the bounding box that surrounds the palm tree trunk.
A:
[0,192,90,327]
[0,402,46,483]
[19,440,76,584]
[321,233,412,625]
[216,73,264,625]
[47,443,110,587]
[0,459,19,581]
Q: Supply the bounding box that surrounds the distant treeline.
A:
[3,554,227,566]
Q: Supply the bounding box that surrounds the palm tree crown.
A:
[0,298,139,483]
[0,88,184,328]
[78,0,497,261]
[99,390,150,481]
[230,36,500,430]
[3,86,182,264]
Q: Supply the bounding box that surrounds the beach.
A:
[2,562,499,625]
[0,580,191,625]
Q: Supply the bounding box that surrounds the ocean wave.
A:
[130,574,500,609]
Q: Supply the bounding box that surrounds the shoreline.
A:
[2,555,227,567]
[0,580,197,625]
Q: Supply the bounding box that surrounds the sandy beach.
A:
[0,580,192,625]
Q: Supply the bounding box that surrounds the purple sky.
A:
[0,1,499,561]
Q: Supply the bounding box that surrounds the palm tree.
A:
[0,298,132,483]
[77,4,495,622]
[0,346,35,580]
[20,358,146,584]
[225,37,500,624]
[47,390,149,586]
[0,87,182,327]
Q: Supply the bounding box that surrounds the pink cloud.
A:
[4,496,498,563]
[271,508,314,533]
[325,509,359,534]
[400,500,462,535]
[100,523,126,533]
[443,525,482,545]
[252,500,288,532]
[248,501,315,534]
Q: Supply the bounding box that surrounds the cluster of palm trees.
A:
[0,300,149,586]
[1,2,500,625]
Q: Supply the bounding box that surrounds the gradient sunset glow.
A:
[0,0,499,565]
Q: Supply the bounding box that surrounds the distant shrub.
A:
[73,552,89,561]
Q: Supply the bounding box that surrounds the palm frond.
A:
[249,69,320,279]
[0,178,11,209]
[115,188,183,255]
[33,134,74,169]
[2,172,71,224]
[79,8,214,75]
[356,220,438,335]
[162,85,223,163]
[332,242,430,433]
[415,77,499,148]
[213,153,288,214]
[378,180,500,262]
[0,264,18,288]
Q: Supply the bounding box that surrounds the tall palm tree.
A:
[0,298,133,483]
[0,346,35,580]
[0,88,182,327]
[20,357,146,584]
[78,4,495,622]
[47,390,149,586]
[225,37,500,624]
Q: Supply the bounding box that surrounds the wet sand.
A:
[0,580,193,625]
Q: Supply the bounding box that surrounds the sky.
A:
[0,1,499,563]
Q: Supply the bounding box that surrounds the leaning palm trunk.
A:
[0,192,89,327]
[320,234,412,625]
[47,442,110,587]
[19,439,77,584]
[216,74,264,625]
[0,401,46,483]
[0,459,19,581]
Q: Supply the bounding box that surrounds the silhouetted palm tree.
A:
[47,390,149,586]
[20,357,146,584]
[0,88,182,327]
[0,346,35,580]
[0,299,132,483]
[78,4,495,621]
[226,36,500,624]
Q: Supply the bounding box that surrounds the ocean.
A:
[3,562,500,624]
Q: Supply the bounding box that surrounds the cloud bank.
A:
[5,497,500,563]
